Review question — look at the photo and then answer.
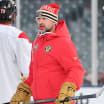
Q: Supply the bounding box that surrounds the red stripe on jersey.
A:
[0,23,8,25]
[18,32,31,43]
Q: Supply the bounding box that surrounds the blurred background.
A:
[15,0,104,103]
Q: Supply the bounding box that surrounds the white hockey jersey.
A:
[0,24,32,103]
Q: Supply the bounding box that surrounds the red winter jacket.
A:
[24,20,84,104]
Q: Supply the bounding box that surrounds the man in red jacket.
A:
[10,2,84,104]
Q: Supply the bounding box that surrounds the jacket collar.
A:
[37,20,71,41]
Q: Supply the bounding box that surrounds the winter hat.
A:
[36,3,59,23]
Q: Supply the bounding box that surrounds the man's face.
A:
[36,17,56,32]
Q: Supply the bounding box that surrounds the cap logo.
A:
[45,45,52,53]
[41,5,55,13]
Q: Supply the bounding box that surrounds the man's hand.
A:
[56,82,77,104]
[10,82,32,104]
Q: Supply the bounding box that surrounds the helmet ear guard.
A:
[0,0,17,20]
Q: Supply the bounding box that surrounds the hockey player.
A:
[0,0,31,103]
[10,2,84,104]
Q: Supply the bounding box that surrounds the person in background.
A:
[10,2,84,104]
[0,0,31,103]
[98,71,104,85]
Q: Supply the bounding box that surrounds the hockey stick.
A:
[19,85,104,104]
